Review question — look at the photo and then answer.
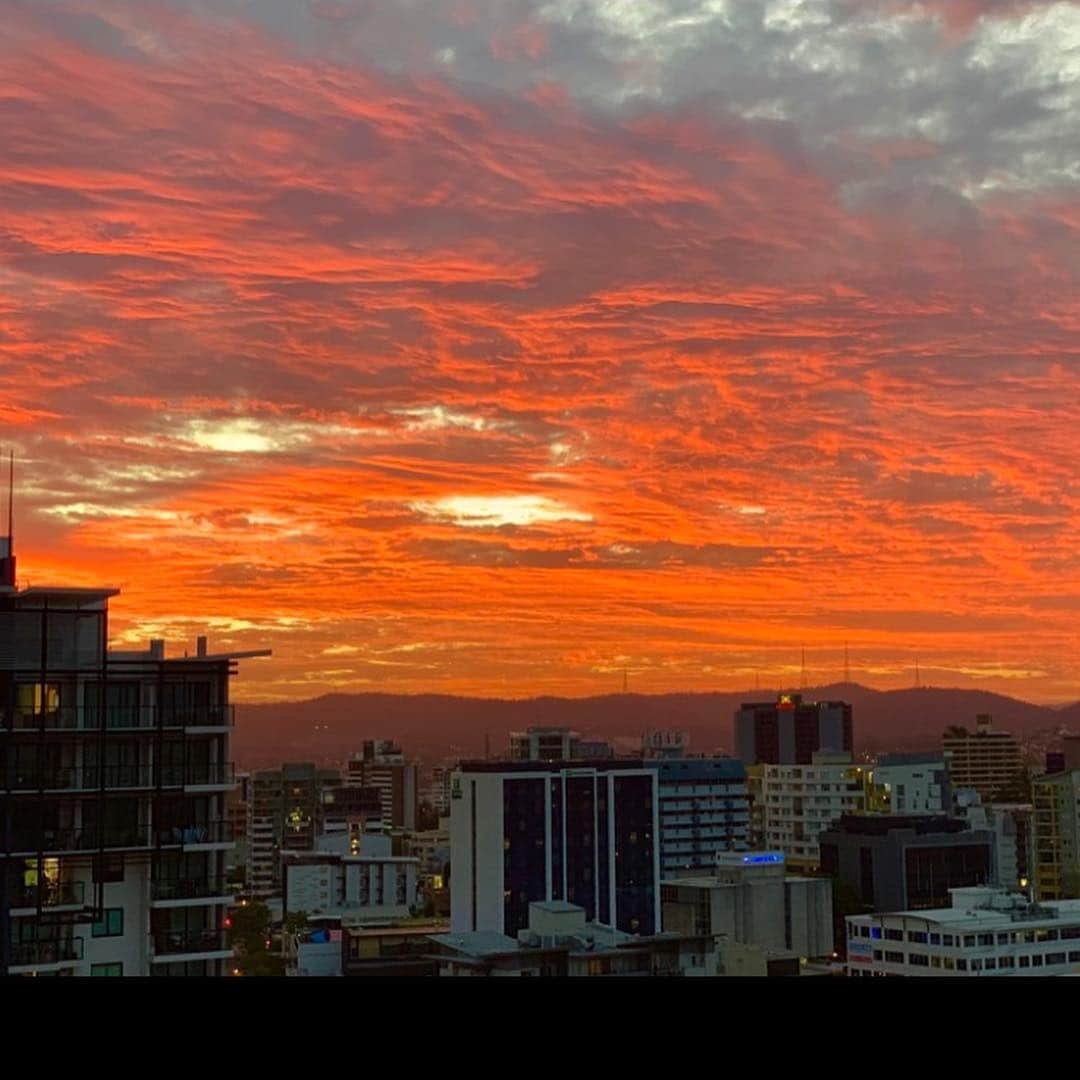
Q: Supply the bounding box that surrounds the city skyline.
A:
[3,2,1080,703]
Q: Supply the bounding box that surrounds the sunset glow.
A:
[3,1,1079,701]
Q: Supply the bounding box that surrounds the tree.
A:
[228,900,285,977]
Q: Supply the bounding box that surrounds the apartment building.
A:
[1032,770,1080,901]
[942,715,1025,801]
[0,536,265,976]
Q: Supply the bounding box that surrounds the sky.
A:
[2,0,1079,703]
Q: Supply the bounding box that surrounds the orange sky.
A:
[2,2,1079,702]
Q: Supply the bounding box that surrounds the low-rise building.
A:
[661,852,833,960]
[845,887,1080,976]
[868,752,951,814]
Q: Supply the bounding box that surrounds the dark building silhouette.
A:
[735,694,853,765]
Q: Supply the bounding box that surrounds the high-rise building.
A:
[450,760,660,937]
[735,694,852,766]
[942,714,1025,801]
[1031,770,1080,901]
[819,815,996,914]
[345,741,417,830]
[761,752,869,870]
[246,763,336,899]
[868,752,951,815]
[0,538,266,976]
[648,759,750,876]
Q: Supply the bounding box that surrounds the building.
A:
[761,752,869,870]
[819,814,996,914]
[431,901,718,977]
[0,534,265,976]
[343,921,447,977]
[246,763,337,899]
[953,789,1032,893]
[661,852,833,961]
[641,730,690,759]
[844,887,1080,976]
[225,772,250,884]
[427,765,453,817]
[282,837,419,922]
[649,758,749,875]
[345,740,417,830]
[1032,770,1080,901]
[942,714,1025,801]
[450,760,660,937]
[869,752,951,815]
[509,727,580,762]
[735,693,852,766]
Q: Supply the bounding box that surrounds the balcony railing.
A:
[151,878,232,901]
[0,705,235,732]
[160,763,236,788]
[7,880,87,910]
[152,929,229,955]
[9,825,153,854]
[155,820,234,847]
[8,938,84,967]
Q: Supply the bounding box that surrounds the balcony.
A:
[151,877,235,905]
[8,880,87,913]
[0,705,235,733]
[151,929,231,960]
[8,825,153,855]
[154,820,234,848]
[8,938,83,970]
[159,763,236,790]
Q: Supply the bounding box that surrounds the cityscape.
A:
[3,2,1080,980]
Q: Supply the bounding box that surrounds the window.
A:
[999,956,1015,969]
[985,958,997,970]
[92,908,124,938]
[1060,927,1080,941]
[1032,955,1043,967]
[909,953,929,967]
[931,956,941,969]
[956,959,968,971]
[1046,953,1065,966]
[884,951,904,964]
[963,935,976,947]
[93,854,124,884]
[942,934,954,946]
[91,963,123,976]
[870,927,881,940]
[908,931,928,944]
[1068,951,1080,963]
[860,927,870,938]
[873,950,882,961]
[944,957,955,970]
[929,933,941,945]
[885,929,903,942]
[971,959,982,971]
[997,933,1009,945]
[978,933,993,947]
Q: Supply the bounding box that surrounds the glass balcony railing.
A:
[151,929,229,955]
[8,826,154,854]
[154,820,234,847]
[0,705,235,732]
[151,878,232,901]
[8,938,84,967]
[7,880,86,910]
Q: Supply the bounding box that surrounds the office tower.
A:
[761,752,869,870]
[0,538,265,976]
[648,758,750,875]
[1031,770,1080,901]
[868,752,951,815]
[661,852,833,961]
[819,815,996,913]
[942,714,1025,801]
[346,740,417,830]
[735,693,853,766]
[246,763,335,899]
[450,761,659,937]
[844,887,1080,977]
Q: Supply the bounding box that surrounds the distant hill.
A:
[231,683,1077,771]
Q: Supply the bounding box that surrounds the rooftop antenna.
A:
[800,645,807,690]
[844,642,851,684]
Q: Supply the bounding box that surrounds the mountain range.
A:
[232,683,1080,771]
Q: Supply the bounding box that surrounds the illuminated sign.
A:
[741,853,784,865]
